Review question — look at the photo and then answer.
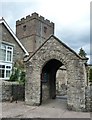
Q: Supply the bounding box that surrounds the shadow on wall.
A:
[1,81,25,102]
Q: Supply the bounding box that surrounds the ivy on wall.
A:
[9,60,26,85]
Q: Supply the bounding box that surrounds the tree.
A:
[78,48,87,58]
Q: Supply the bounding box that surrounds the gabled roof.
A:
[0,18,29,56]
[25,34,88,62]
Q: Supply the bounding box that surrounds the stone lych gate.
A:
[24,35,87,111]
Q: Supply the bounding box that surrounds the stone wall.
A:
[85,85,92,111]
[41,83,50,103]
[0,81,25,102]
[85,65,92,111]
[25,36,87,111]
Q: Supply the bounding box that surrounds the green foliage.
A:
[89,68,92,83]
[19,71,26,85]
[9,60,26,85]
[10,69,19,81]
[78,48,86,58]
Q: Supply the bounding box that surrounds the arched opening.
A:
[40,59,67,104]
[56,65,67,97]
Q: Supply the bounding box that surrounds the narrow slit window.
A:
[44,26,47,33]
[23,25,26,31]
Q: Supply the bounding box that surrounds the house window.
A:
[0,64,12,79]
[0,44,6,61]
[6,66,11,78]
[0,43,13,62]
[0,43,13,80]
[0,65,5,78]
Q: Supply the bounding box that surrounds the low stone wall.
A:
[0,81,25,102]
[56,83,67,96]
[85,85,92,111]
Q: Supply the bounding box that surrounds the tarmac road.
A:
[1,97,91,119]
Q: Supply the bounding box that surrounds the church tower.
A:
[16,12,54,55]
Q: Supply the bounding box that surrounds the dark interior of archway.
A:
[41,59,63,103]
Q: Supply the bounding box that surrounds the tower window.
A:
[23,25,26,31]
[44,26,47,33]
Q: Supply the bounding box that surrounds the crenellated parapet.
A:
[16,12,54,27]
[16,12,55,54]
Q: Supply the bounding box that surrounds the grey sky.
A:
[0,0,91,63]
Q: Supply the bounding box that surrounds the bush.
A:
[10,68,19,81]
[9,60,26,85]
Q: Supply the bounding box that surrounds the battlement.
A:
[16,12,54,27]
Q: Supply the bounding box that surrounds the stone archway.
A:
[40,59,63,104]
[25,36,87,111]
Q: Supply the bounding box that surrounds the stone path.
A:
[1,98,91,119]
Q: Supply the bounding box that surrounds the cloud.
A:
[1,0,91,63]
